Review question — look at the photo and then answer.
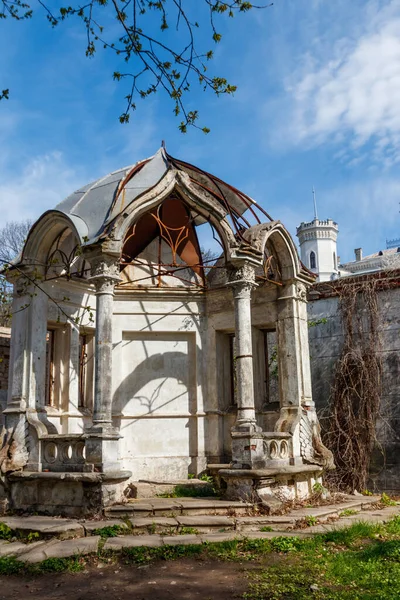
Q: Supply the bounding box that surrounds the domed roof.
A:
[55,147,271,244]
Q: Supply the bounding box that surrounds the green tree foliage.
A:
[0,0,271,131]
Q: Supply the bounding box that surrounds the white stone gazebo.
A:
[2,148,333,515]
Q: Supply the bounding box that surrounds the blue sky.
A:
[1,0,400,262]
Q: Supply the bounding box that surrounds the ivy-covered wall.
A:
[307,274,400,493]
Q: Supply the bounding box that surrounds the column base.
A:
[232,420,262,434]
[230,431,267,470]
[85,424,121,473]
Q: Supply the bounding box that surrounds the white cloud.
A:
[286,1,400,165]
[0,151,85,223]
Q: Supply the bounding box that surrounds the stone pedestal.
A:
[7,470,132,517]
[231,432,266,470]
[85,429,121,473]
[219,465,324,507]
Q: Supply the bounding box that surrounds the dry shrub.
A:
[323,280,382,492]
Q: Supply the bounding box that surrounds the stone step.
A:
[127,479,215,499]
[1,515,85,539]
[104,497,253,518]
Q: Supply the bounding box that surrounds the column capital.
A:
[87,250,121,294]
[227,262,257,298]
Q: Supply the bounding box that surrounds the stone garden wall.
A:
[307,272,400,493]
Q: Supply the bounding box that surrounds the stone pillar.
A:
[85,252,121,472]
[228,262,264,469]
[275,280,310,462]
[4,270,45,472]
[3,275,30,465]
[6,276,30,414]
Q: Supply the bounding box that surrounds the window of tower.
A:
[310,251,316,270]
[333,252,337,269]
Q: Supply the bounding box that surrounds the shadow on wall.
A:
[113,351,190,418]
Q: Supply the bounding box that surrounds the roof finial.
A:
[161,139,166,149]
[312,186,318,220]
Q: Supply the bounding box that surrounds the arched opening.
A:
[120,193,224,289]
[45,227,89,280]
[310,251,316,270]
[333,251,337,270]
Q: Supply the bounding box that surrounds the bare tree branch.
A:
[0,0,273,131]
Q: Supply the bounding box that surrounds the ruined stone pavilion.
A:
[4,148,333,515]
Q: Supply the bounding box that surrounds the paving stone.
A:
[1,516,84,539]
[176,515,235,529]
[125,502,154,512]
[21,536,100,563]
[200,532,241,543]
[291,525,332,534]
[103,535,163,551]
[237,516,295,525]
[0,540,47,557]
[243,530,313,539]
[130,517,178,530]
[83,520,130,534]
[162,534,201,546]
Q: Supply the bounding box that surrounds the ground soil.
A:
[0,559,250,600]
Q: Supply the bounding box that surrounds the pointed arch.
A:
[242,221,301,281]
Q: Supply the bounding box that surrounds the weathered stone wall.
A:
[307,274,400,493]
[0,327,10,418]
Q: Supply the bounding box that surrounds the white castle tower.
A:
[296,189,339,282]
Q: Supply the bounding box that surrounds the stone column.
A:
[3,275,30,466]
[85,252,121,472]
[228,262,264,469]
[275,280,310,462]
[3,270,45,472]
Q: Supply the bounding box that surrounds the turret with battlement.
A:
[296,218,339,282]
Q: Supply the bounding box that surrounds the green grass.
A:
[244,519,400,599]
[381,492,397,506]
[0,555,86,575]
[92,524,126,538]
[0,523,12,541]
[157,483,217,498]
[179,527,199,535]
[339,509,359,517]
[0,514,399,600]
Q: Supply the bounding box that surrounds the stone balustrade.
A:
[41,435,87,472]
[262,432,293,464]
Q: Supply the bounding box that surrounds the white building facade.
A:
[296,218,339,282]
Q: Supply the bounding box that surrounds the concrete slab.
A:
[237,516,295,525]
[289,498,380,520]
[176,515,235,529]
[124,502,154,511]
[1,516,84,539]
[21,536,100,564]
[83,520,130,534]
[130,518,178,531]
[243,531,313,539]
[200,532,241,543]
[103,535,163,550]
[162,534,201,546]
[0,540,47,557]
